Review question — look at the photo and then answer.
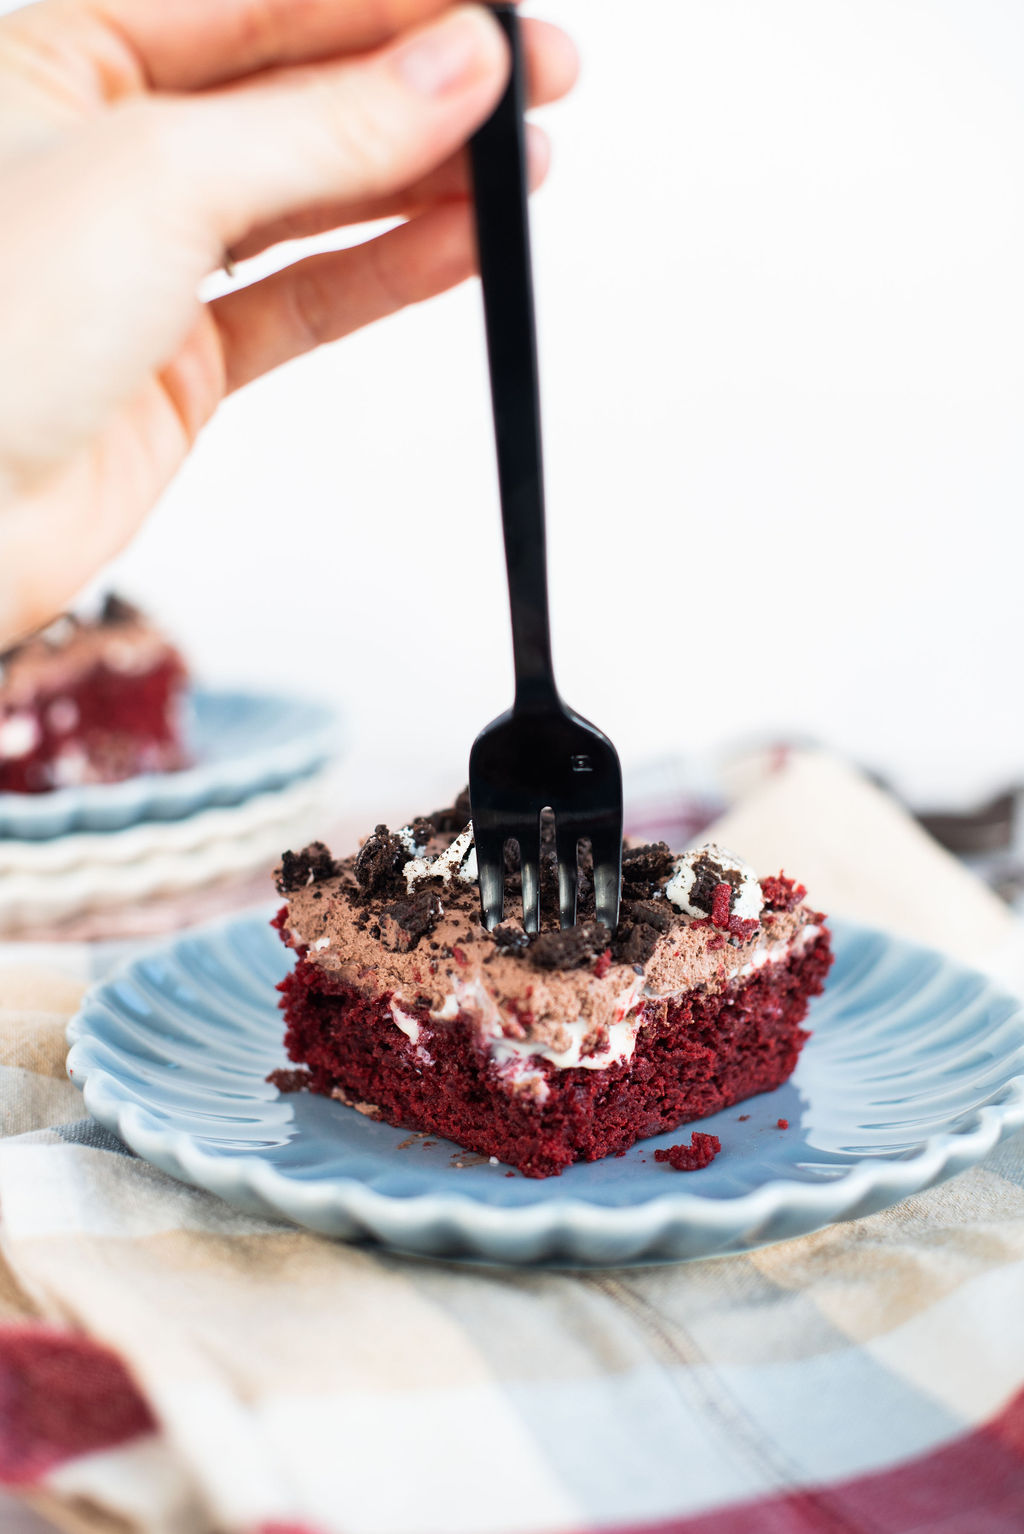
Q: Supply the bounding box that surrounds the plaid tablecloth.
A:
[1,754,1023,1534]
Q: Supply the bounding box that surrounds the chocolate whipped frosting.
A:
[0,599,179,706]
[277,814,822,1069]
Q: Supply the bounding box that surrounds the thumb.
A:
[156,4,510,253]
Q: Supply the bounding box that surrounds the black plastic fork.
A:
[468,4,623,936]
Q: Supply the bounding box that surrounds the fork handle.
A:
[470,4,558,710]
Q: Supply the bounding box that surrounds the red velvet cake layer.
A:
[0,656,187,793]
[277,930,832,1178]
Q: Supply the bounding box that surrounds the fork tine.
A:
[588,824,623,931]
[519,829,542,935]
[473,820,507,930]
[555,822,579,930]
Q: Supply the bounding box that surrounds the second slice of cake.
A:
[0,595,189,793]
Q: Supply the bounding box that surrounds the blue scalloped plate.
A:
[0,689,340,840]
[66,915,1024,1267]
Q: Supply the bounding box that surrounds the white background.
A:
[12,0,1024,818]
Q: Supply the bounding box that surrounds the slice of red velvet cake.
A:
[273,795,833,1178]
[0,595,189,793]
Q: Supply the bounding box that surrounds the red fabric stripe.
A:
[0,1326,155,1484]
[596,1388,1024,1534]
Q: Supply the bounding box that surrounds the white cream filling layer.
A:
[390,925,822,1081]
[389,999,434,1066]
[390,999,422,1045]
[492,1012,643,1074]
[736,923,820,977]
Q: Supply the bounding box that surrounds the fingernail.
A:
[394,7,504,97]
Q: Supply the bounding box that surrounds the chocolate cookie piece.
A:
[379,890,443,953]
[529,921,611,971]
[275,842,339,895]
[621,842,674,898]
[612,920,661,967]
[408,816,436,850]
[101,593,141,625]
[622,899,673,934]
[431,787,472,833]
[355,825,406,895]
[492,924,531,955]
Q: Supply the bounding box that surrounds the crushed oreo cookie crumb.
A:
[379,890,443,952]
[409,816,436,848]
[622,899,673,933]
[492,924,531,955]
[431,787,472,833]
[612,920,660,967]
[275,842,338,895]
[101,592,141,625]
[355,825,406,894]
[621,842,674,898]
[529,921,611,971]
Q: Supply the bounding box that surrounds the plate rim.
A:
[0,687,341,840]
[65,914,1024,1261]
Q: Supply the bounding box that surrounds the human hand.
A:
[0,0,577,646]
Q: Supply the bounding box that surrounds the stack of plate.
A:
[0,689,342,937]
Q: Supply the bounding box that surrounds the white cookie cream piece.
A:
[395,824,429,858]
[404,823,478,893]
[666,841,764,922]
[0,713,41,761]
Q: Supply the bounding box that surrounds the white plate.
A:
[0,770,336,931]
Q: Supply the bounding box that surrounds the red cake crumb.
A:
[710,884,732,929]
[267,1068,312,1093]
[777,1118,789,1129]
[693,910,759,944]
[593,949,613,979]
[728,915,761,943]
[654,1132,721,1171]
[761,874,808,913]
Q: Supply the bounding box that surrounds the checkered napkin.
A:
[2,753,1024,1534]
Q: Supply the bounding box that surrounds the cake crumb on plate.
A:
[654,1133,721,1172]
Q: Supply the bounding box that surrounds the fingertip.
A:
[392,4,510,99]
[525,122,551,191]
[522,18,580,105]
